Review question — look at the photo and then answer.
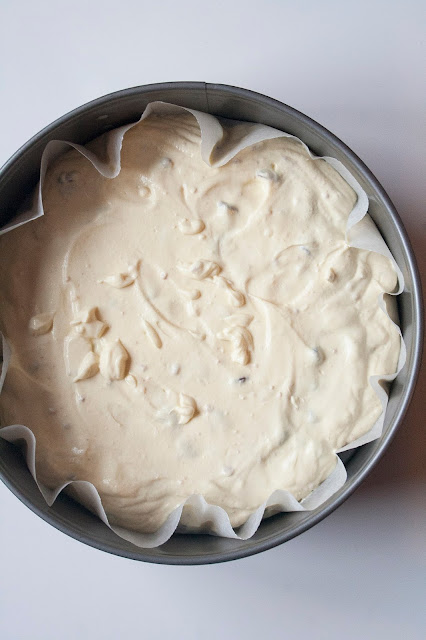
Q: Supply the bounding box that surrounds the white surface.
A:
[0,1,425,638]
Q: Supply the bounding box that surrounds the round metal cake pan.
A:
[0,82,423,565]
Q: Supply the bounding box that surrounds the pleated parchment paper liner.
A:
[0,102,406,547]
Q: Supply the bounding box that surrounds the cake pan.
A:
[0,82,423,564]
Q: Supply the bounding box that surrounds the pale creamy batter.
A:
[0,113,400,532]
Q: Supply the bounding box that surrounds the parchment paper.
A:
[0,102,406,547]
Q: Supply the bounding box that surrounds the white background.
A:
[0,1,425,638]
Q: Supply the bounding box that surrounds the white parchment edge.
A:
[0,102,406,547]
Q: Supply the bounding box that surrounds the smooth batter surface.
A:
[0,113,400,532]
